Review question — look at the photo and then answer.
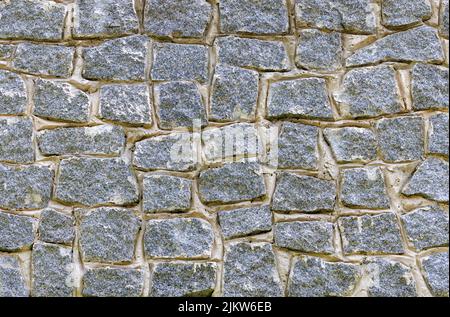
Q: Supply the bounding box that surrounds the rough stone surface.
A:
[0,255,28,297]
[428,113,449,156]
[421,252,449,297]
[0,117,34,164]
[143,175,192,213]
[82,267,144,297]
[0,44,15,60]
[441,0,449,38]
[381,0,432,28]
[411,63,449,110]
[0,212,37,252]
[0,70,27,115]
[38,209,74,246]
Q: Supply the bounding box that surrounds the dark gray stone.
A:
[428,113,449,156]
[0,117,34,164]
[382,0,432,28]
[38,209,75,245]
[412,63,449,110]
[0,70,27,115]
[0,212,37,252]
[143,175,192,213]
[0,255,28,297]
[421,252,449,297]
[0,44,15,60]
[82,267,144,297]
[440,0,449,38]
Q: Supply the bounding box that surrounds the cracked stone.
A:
[0,212,37,252]
[39,209,75,246]
[412,63,449,110]
[0,255,28,297]
[428,113,449,156]
[0,70,27,115]
[143,175,192,213]
[441,0,449,38]
[82,267,144,297]
[381,0,432,28]
[421,252,449,297]
[0,117,34,164]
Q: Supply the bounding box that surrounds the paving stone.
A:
[0,117,34,164]
[441,0,449,38]
[150,262,217,297]
[0,255,28,297]
[0,212,37,252]
[0,70,26,115]
[79,207,141,264]
[421,252,449,297]
[402,158,449,202]
[218,205,272,240]
[338,213,404,255]
[223,242,283,297]
[381,0,432,28]
[82,35,148,81]
[55,157,138,207]
[272,173,336,213]
[143,175,192,213]
[144,0,212,38]
[144,218,214,259]
[32,242,73,297]
[82,267,144,297]
[274,221,334,254]
[428,113,449,156]
[216,36,290,71]
[198,162,266,205]
[0,44,15,60]
[39,209,74,246]
[267,78,333,120]
[288,256,360,297]
[411,63,449,110]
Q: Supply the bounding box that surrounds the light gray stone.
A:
[0,255,28,297]
[441,0,449,38]
[412,63,449,110]
[382,0,432,28]
[0,44,15,60]
[0,70,26,115]
[82,267,144,297]
[0,117,34,164]
[428,113,449,156]
[421,252,449,297]
[143,175,192,213]
[39,209,74,246]
[0,212,37,252]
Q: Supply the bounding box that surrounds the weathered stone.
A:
[144,218,214,259]
[346,26,444,66]
[421,252,449,297]
[382,0,432,28]
[338,213,404,255]
[133,133,195,172]
[223,242,283,297]
[428,113,449,156]
[324,127,378,163]
[0,212,37,252]
[0,117,34,164]
[0,164,53,210]
[73,0,139,38]
[79,208,141,263]
[0,255,28,297]
[144,0,212,38]
[274,221,334,254]
[288,256,360,297]
[0,44,15,60]
[198,162,266,204]
[412,63,449,110]
[82,267,144,297]
[267,78,333,120]
[440,0,449,38]
[0,70,26,115]
[150,262,217,297]
[13,43,74,78]
[295,0,376,34]
[0,0,66,41]
[210,64,259,122]
[82,35,148,81]
[220,0,289,35]
[335,65,403,119]
[216,36,290,71]
[33,79,90,123]
[218,205,272,240]
[143,175,192,213]
[402,158,449,202]
[151,43,208,84]
[272,173,336,213]
[296,29,343,71]
[155,81,208,130]
[376,116,424,162]
[32,242,73,297]
[38,209,74,246]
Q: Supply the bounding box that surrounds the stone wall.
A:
[0,0,449,297]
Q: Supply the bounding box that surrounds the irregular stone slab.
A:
[0,255,28,297]
[340,167,390,209]
[0,164,53,210]
[0,0,66,41]
[223,242,283,297]
[346,26,444,66]
[288,256,360,297]
[210,64,259,122]
[56,158,138,207]
[13,43,74,78]
[428,113,449,156]
[32,242,73,297]
[274,221,334,254]
[267,78,333,120]
[421,252,449,297]
[155,81,207,130]
[441,0,449,38]
[144,218,214,259]
[0,212,37,252]
[411,63,449,110]
[39,209,74,246]
[0,44,15,60]
[218,205,272,240]
[73,0,139,38]
[216,36,290,71]
[0,117,34,164]
[401,206,449,251]
[272,173,336,213]
[338,213,404,255]
[133,133,195,172]
[324,127,378,163]
[82,35,148,81]
[0,70,27,115]
[296,29,343,71]
[144,0,212,38]
[381,0,432,28]
[198,162,266,205]
[335,65,403,119]
[151,43,208,84]
[82,267,144,297]
[79,208,141,263]
[376,116,424,162]
[150,262,217,297]
[402,158,449,202]
[33,79,90,123]
[143,175,192,213]
[220,0,289,34]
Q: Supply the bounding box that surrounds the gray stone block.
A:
[0,70,27,115]
[143,175,192,213]
[82,267,144,297]
[412,63,449,110]
[428,113,449,156]
[381,0,432,28]
[0,212,37,252]
[440,0,449,38]
[38,209,75,246]
[421,252,449,297]
[0,255,28,297]
[0,117,34,164]
[0,44,15,60]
